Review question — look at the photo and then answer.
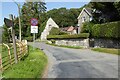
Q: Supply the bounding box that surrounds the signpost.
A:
[4,18,14,28]
[4,14,18,64]
[31,26,38,33]
[30,18,38,26]
[30,18,38,50]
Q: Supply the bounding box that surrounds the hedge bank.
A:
[91,21,120,39]
[47,33,89,39]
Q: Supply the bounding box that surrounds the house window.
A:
[49,24,51,26]
[82,17,86,23]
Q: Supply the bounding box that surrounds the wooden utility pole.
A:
[9,14,18,64]
[13,0,22,41]
[18,4,22,42]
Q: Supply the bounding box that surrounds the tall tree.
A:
[90,2,120,23]
[114,2,120,16]
[21,1,47,38]
[46,7,83,27]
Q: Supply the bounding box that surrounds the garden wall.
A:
[55,38,89,48]
[90,38,120,49]
[50,38,120,49]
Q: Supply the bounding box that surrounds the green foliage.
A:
[49,27,61,35]
[81,22,95,36]
[51,39,56,44]
[91,21,120,38]
[90,2,120,23]
[39,21,47,37]
[2,25,11,43]
[49,27,67,35]
[47,33,89,39]
[24,36,33,42]
[2,17,20,43]
[14,17,19,37]
[21,2,46,38]
[114,2,120,16]
[3,46,47,78]
[59,31,68,35]
[46,7,83,27]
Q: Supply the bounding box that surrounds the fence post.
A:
[3,43,12,66]
[16,43,21,61]
[9,14,18,64]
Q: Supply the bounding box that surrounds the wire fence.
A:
[0,41,28,73]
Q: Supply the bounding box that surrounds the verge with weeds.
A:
[91,48,120,55]
[3,46,47,78]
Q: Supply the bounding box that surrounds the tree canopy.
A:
[90,1,120,23]
[21,2,47,38]
[46,7,83,27]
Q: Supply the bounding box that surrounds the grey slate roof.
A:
[85,8,92,15]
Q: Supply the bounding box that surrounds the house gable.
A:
[40,17,59,40]
[77,8,92,19]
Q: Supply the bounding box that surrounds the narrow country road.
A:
[28,42,118,78]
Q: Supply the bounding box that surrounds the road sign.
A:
[4,18,14,28]
[30,18,38,26]
[31,26,38,33]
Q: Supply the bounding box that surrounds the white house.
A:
[40,18,59,40]
[77,8,93,33]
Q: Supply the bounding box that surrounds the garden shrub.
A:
[49,27,68,35]
[24,36,33,42]
[81,22,95,34]
[91,21,120,38]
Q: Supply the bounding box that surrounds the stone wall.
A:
[90,38,120,49]
[50,38,120,49]
[55,38,89,48]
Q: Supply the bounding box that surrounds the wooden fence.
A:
[0,41,28,73]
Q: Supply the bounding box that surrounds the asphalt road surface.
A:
[28,42,118,78]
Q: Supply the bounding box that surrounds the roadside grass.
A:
[46,43,83,49]
[91,48,120,55]
[3,46,47,78]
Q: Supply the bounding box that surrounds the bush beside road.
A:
[47,33,89,39]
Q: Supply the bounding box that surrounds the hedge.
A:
[91,21,120,39]
[81,22,95,33]
[49,27,68,35]
[47,33,89,39]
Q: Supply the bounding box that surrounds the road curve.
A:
[28,42,118,78]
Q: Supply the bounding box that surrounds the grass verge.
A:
[3,46,47,78]
[46,43,83,49]
[91,48,120,55]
